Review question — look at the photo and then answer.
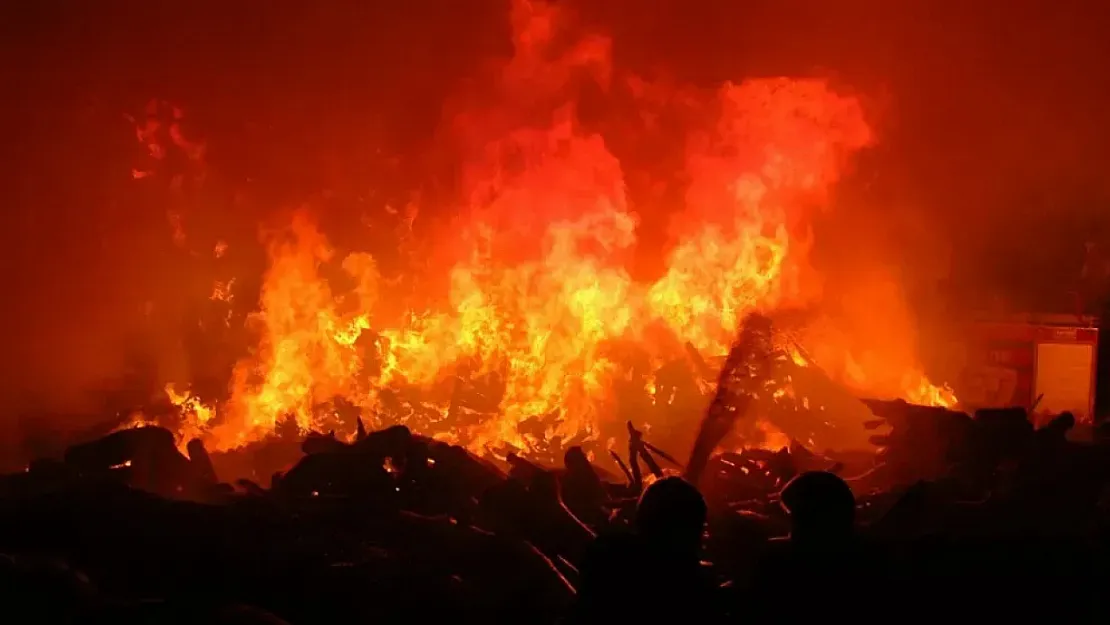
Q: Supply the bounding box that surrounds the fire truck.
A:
[959,312,1099,426]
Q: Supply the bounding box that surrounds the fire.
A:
[213,213,375,447]
[132,0,956,459]
[753,420,793,452]
[164,383,216,445]
[900,372,959,409]
[210,279,234,303]
[647,78,873,356]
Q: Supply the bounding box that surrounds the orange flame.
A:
[164,383,216,446]
[141,0,956,458]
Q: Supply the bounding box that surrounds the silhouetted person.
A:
[635,475,708,558]
[571,477,720,624]
[781,470,856,548]
[751,471,883,623]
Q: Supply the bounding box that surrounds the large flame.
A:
[137,0,956,458]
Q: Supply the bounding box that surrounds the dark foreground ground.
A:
[0,397,1109,624]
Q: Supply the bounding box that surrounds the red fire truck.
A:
[958,313,1099,425]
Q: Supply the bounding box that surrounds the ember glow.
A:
[131,0,955,459]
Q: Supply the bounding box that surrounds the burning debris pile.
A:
[95,0,962,470]
[124,306,940,483]
[0,317,1106,623]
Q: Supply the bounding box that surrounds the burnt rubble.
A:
[0,318,1108,623]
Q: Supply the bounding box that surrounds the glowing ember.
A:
[210,279,234,303]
